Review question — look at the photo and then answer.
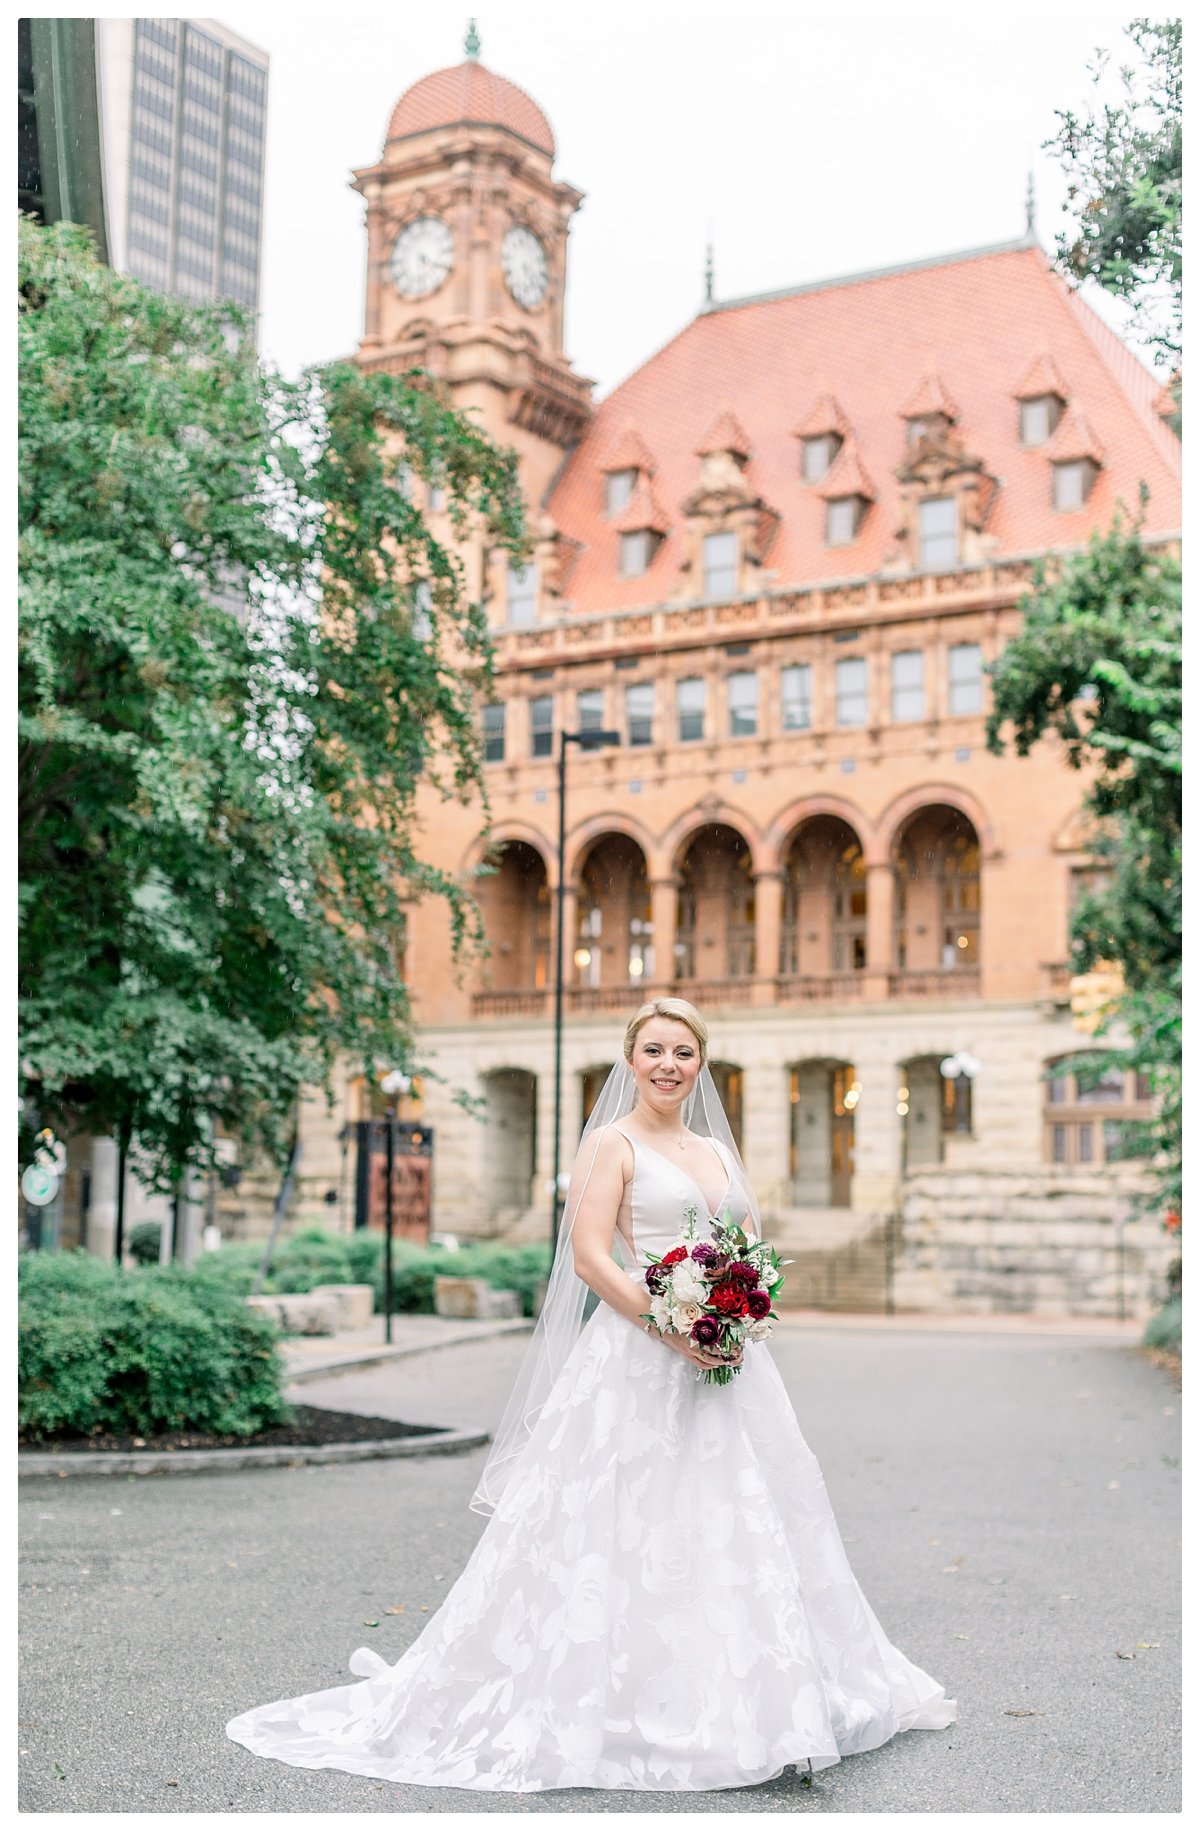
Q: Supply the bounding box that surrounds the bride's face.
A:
[629,1017,703,1117]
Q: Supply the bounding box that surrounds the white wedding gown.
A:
[227,1128,955,1792]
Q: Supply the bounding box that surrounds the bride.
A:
[227,997,955,1792]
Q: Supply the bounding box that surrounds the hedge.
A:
[185,1228,552,1317]
[19,1250,292,1441]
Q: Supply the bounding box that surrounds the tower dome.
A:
[386,60,555,157]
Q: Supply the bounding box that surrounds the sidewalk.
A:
[281,1311,532,1385]
[279,1305,1144,1387]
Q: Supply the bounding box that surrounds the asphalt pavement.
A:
[18,1319,1181,1813]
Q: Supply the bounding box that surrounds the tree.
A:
[986,511,1182,1208]
[1046,18,1182,377]
[19,218,527,1192]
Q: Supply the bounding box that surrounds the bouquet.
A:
[640,1202,787,1385]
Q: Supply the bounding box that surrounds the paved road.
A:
[19,1322,1181,1813]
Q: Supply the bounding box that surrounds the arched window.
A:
[781,817,867,977]
[894,806,981,973]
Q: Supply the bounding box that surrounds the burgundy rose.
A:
[727,1259,758,1285]
[711,1282,750,1317]
[644,1263,668,1293]
[660,1246,689,1267]
[746,1288,771,1319]
[691,1315,722,1346]
[690,1242,718,1265]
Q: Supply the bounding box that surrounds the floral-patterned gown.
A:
[226,1126,955,1792]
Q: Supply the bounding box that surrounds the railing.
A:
[886,968,981,999]
[472,989,550,1018]
[776,972,867,1004]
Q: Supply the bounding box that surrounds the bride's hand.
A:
[659,1330,743,1371]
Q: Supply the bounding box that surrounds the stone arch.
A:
[878,782,998,863]
[766,795,876,870]
[571,830,653,991]
[660,803,766,879]
[460,820,553,879]
[474,839,551,990]
[890,801,982,974]
[673,821,757,981]
[566,811,657,883]
[779,813,869,977]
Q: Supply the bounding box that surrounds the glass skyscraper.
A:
[97,17,267,320]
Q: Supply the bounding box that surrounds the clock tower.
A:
[351,24,593,503]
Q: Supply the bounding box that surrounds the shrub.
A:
[19,1251,292,1440]
[1142,1293,1181,1354]
[181,1228,552,1317]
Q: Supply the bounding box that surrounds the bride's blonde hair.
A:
[623,997,709,1066]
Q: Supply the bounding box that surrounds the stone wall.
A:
[894,1166,1175,1319]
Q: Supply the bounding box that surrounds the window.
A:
[728,671,758,738]
[948,643,983,716]
[577,688,604,733]
[825,497,862,546]
[506,562,537,626]
[1043,1061,1154,1165]
[412,580,432,640]
[620,529,656,577]
[1053,460,1093,510]
[677,677,705,742]
[605,469,636,515]
[919,497,958,570]
[428,481,445,511]
[529,695,554,759]
[1020,395,1062,445]
[703,530,738,597]
[890,650,925,721]
[625,682,654,747]
[482,702,505,763]
[781,663,812,731]
[834,656,868,727]
[802,434,840,481]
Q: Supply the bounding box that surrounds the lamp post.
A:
[379,1069,410,1344]
[552,726,621,1252]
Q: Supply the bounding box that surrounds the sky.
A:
[216,2,1146,393]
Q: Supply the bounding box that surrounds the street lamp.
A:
[551,726,621,1252]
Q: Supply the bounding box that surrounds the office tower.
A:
[96,17,268,318]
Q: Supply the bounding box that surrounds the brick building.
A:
[281,41,1180,1314]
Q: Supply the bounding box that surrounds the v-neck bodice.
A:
[609,1121,749,1263]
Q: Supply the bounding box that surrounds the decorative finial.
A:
[1025,171,1036,239]
[704,241,714,307]
[464,18,480,59]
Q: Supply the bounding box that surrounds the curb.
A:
[18,1425,491,1480]
[283,1318,534,1386]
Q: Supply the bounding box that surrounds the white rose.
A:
[671,1262,708,1304]
[650,1294,672,1333]
[746,1317,772,1341]
[672,1300,702,1332]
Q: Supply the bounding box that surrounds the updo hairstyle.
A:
[622,998,709,1067]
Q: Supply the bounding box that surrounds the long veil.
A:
[469,1060,759,1517]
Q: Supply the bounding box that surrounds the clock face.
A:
[389,216,454,299]
[502,225,548,309]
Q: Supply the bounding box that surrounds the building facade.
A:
[255,41,1180,1315]
[95,16,267,313]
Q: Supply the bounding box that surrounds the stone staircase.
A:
[769,1210,896,1314]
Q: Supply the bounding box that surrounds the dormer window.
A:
[606,468,637,515]
[1052,459,1097,511]
[507,561,538,626]
[802,433,842,482]
[919,497,958,570]
[1020,394,1065,446]
[825,496,863,547]
[620,529,660,577]
[906,413,950,448]
[703,530,738,596]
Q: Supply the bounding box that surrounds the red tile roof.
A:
[1013,351,1071,401]
[898,369,959,421]
[601,424,658,475]
[386,62,554,156]
[814,438,877,502]
[1044,405,1105,464]
[696,406,752,459]
[792,391,851,439]
[611,475,670,534]
[546,242,1181,612]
